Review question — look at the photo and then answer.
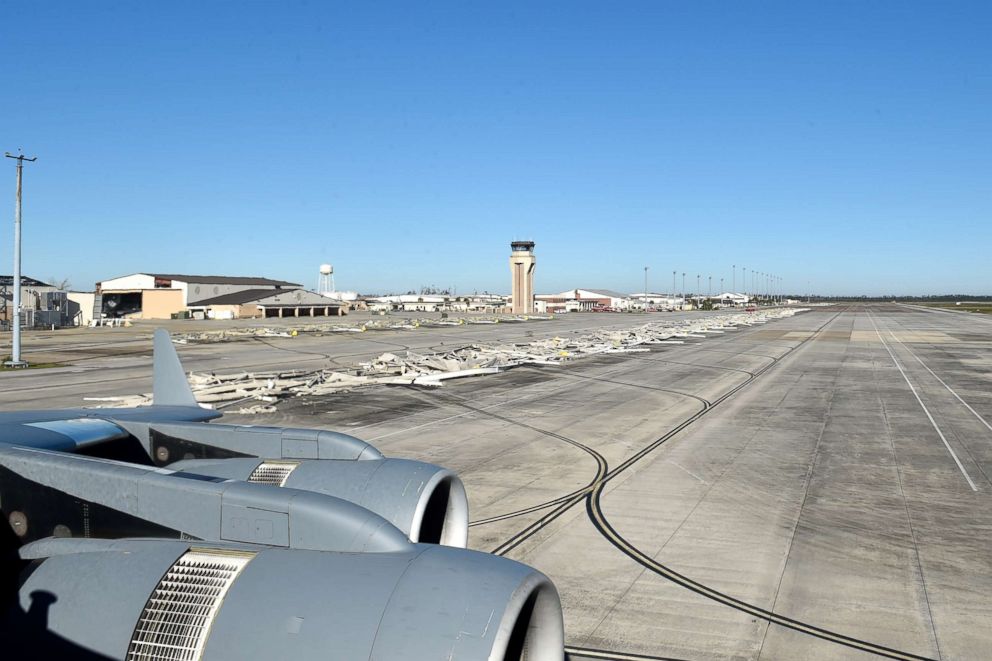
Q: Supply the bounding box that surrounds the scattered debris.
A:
[90,309,807,412]
[174,315,554,344]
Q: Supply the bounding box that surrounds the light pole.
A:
[732,264,736,293]
[708,275,712,298]
[644,266,649,310]
[4,151,36,368]
[672,270,676,309]
[681,272,685,309]
[742,267,746,297]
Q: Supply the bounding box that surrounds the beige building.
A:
[187,288,346,319]
[508,241,536,314]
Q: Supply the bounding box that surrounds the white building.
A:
[714,292,750,307]
[366,294,459,313]
[534,289,634,312]
[630,293,684,309]
[686,292,751,308]
[67,291,96,326]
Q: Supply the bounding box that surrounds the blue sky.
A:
[0,1,989,296]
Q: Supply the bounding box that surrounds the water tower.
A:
[318,264,334,294]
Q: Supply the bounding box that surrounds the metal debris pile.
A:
[88,309,805,411]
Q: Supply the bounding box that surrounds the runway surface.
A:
[1,304,989,659]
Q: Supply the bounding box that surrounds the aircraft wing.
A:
[0,329,565,660]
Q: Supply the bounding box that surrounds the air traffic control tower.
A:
[509,240,536,314]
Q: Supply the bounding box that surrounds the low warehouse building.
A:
[188,289,347,319]
[535,289,633,312]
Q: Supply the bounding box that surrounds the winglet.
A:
[153,329,198,407]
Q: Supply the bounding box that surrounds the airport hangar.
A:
[95,272,346,320]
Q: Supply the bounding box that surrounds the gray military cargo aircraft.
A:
[0,330,564,660]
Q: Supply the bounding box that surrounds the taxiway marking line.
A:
[884,329,992,434]
[867,311,978,491]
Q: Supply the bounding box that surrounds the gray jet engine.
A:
[7,537,564,660]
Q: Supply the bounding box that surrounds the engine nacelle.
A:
[5,537,565,661]
[166,457,470,547]
[106,421,469,546]
[111,420,385,464]
[0,445,411,555]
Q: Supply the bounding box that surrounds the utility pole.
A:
[708,275,712,298]
[672,270,676,309]
[681,272,685,309]
[5,151,36,368]
[732,265,736,293]
[742,267,746,298]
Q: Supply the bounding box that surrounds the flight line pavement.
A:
[273,304,990,661]
[1,305,990,660]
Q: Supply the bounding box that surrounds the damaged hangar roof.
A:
[190,288,341,307]
[147,274,301,287]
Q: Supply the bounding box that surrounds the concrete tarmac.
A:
[1,304,989,660]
